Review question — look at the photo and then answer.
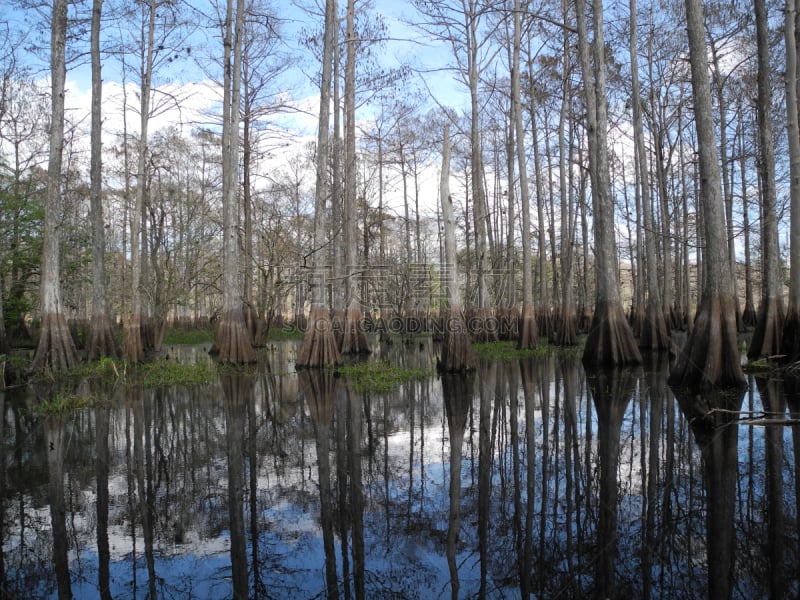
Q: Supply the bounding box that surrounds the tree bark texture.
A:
[341,0,369,355]
[576,0,641,367]
[87,0,120,361]
[630,0,670,353]
[33,0,79,371]
[296,0,341,367]
[468,0,496,343]
[669,0,745,391]
[513,0,538,350]
[782,0,800,363]
[213,0,256,363]
[123,0,156,363]
[749,0,785,359]
[439,125,475,373]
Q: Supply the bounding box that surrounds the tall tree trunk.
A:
[341,0,369,354]
[33,0,79,371]
[782,0,800,363]
[749,0,785,359]
[242,43,259,345]
[531,104,550,339]
[557,4,578,346]
[739,104,757,328]
[503,109,519,340]
[630,0,670,352]
[331,27,344,344]
[439,124,475,373]
[123,0,156,363]
[513,0,538,350]
[468,0,495,343]
[577,0,641,366]
[87,0,119,361]
[296,0,341,368]
[669,0,745,390]
[0,284,6,357]
[710,42,743,332]
[213,0,256,363]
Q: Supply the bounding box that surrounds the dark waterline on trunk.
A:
[1,340,798,599]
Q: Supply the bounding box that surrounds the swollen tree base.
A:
[470,306,499,344]
[438,306,475,374]
[628,303,643,339]
[781,308,800,364]
[639,302,671,353]
[211,309,256,364]
[555,305,579,346]
[341,298,371,355]
[497,307,518,341]
[582,300,642,367]
[517,303,538,350]
[87,313,120,360]
[747,297,784,360]
[122,314,144,363]
[742,300,757,328]
[32,313,79,372]
[669,294,745,392]
[537,309,553,340]
[296,305,341,368]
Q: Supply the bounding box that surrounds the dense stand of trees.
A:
[0,0,797,389]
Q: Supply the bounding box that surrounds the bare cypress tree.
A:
[212,0,256,363]
[739,103,757,328]
[556,0,578,346]
[512,0,538,350]
[0,284,6,357]
[296,0,341,368]
[341,0,370,354]
[629,0,670,352]
[87,0,120,360]
[669,0,745,390]
[439,124,475,373]
[748,0,784,359]
[32,0,79,371]
[122,0,155,363]
[576,0,641,366]
[782,0,800,363]
[466,0,495,343]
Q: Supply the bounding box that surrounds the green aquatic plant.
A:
[162,327,216,345]
[267,325,305,341]
[136,361,217,387]
[36,357,217,388]
[336,360,433,393]
[33,391,92,415]
[472,341,552,360]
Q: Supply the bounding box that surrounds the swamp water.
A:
[1,339,798,599]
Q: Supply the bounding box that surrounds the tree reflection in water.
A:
[441,372,472,600]
[44,406,71,599]
[586,366,635,599]
[302,369,339,599]
[0,342,798,598]
[675,383,745,600]
[221,373,252,600]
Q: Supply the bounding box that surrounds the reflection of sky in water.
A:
[2,344,798,599]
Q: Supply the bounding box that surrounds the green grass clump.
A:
[162,327,216,345]
[48,357,216,388]
[336,360,433,393]
[472,340,551,360]
[135,361,217,387]
[268,325,305,341]
[33,391,93,415]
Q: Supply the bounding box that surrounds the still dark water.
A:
[1,340,799,599]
